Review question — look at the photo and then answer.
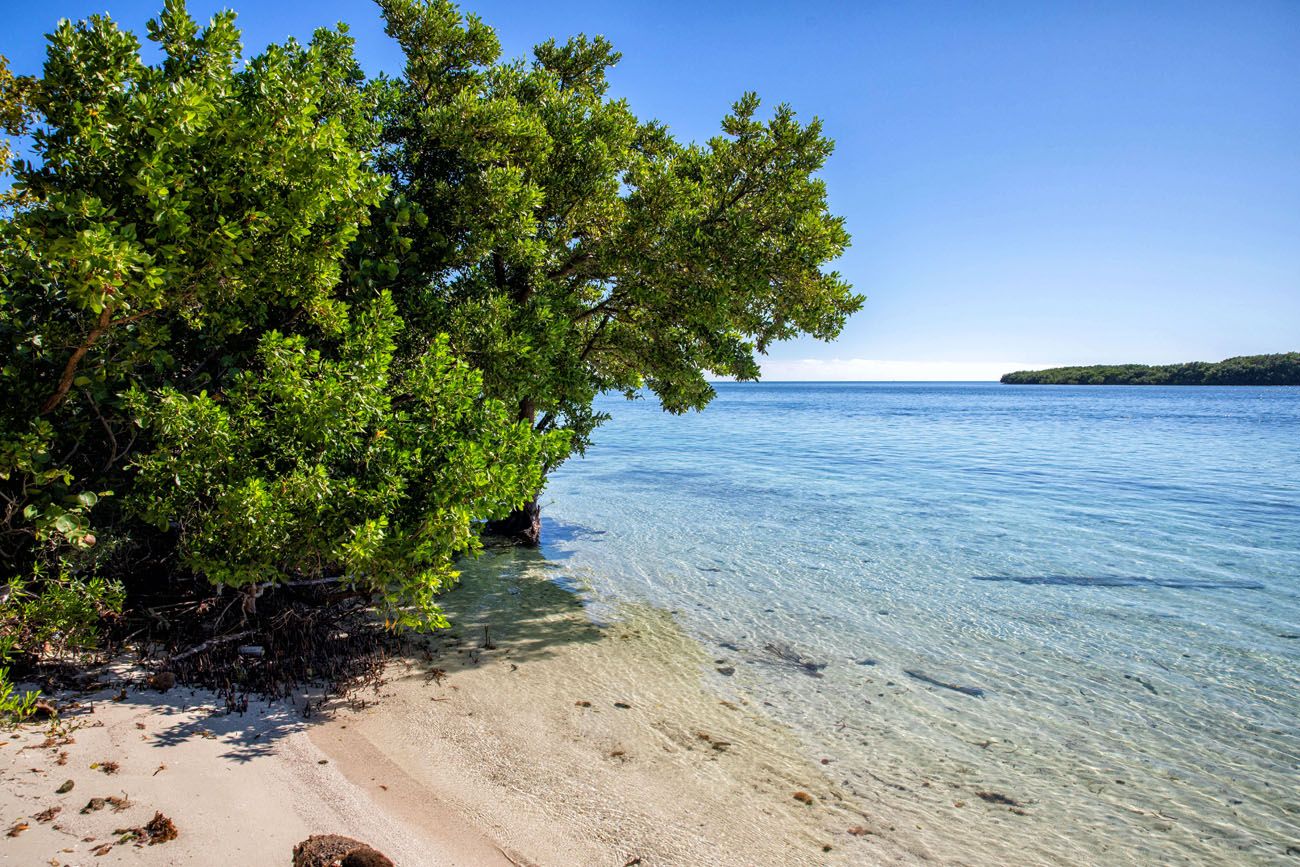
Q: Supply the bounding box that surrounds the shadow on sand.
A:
[416,542,605,671]
[54,534,606,762]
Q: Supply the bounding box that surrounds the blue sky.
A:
[4,0,1298,379]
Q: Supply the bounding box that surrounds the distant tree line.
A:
[1001,353,1300,385]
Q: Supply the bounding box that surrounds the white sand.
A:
[0,679,505,866]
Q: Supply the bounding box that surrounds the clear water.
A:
[527,383,1300,864]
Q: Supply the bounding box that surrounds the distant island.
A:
[1001,353,1300,385]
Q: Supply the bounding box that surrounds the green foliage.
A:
[130,294,563,629]
[0,564,124,723]
[0,2,564,629]
[0,0,858,641]
[1001,353,1300,385]
[373,0,861,462]
[2,564,124,657]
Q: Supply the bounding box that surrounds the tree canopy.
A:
[1,0,564,633]
[0,0,857,644]
[369,0,861,540]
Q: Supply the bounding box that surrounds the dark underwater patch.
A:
[970,575,1264,590]
[904,669,986,698]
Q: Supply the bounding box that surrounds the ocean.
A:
[484,382,1300,864]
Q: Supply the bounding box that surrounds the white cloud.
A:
[756,358,1046,382]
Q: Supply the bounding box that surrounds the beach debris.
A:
[56,779,75,794]
[975,790,1023,808]
[92,843,114,856]
[92,760,120,774]
[31,699,58,719]
[847,825,872,836]
[237,645,265,657]
[613,701,632,709]
[147,671,176,692]
[575,700,591,707]
[78,794,131,815]
[6,821,29,837]
[793,791,814,804]
[292,834,395,867]
[114,811,178,846]
[57,751,68,765]
[623,857,643,866]
[764,643,827,677]
[904,669,985,698]
[482,626,496,650]
[34,806,61,823]
[716,666,735,676]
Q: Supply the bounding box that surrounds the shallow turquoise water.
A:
[532,383,1300,864]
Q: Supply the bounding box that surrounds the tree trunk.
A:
[486,396,543,546]
[485,498,541,546]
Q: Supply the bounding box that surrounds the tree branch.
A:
[39,307,110,415]
[548,249,593,280]
[39,307,156,415]
[573,292,622,322]
[492,251,507,291]
[578,309,615,363]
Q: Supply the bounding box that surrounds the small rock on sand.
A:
[148,671,177,692]
[293,834,396,867]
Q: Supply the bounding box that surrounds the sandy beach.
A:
[0,676,502,866]
[1,556,923,867]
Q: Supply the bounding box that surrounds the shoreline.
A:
[307,552,916,866]
[2,558,916,866]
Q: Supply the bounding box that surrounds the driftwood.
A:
[167,630,256,664]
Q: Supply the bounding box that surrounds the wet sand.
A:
[313,553,924,866]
